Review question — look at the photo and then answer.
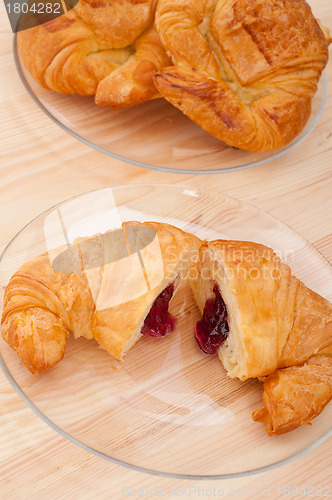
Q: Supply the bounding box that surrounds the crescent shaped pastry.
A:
[2,226,332,434]
[154,0,331,151]
[190,240,332,432]
[17,0,170,107]
[1,222,200,373]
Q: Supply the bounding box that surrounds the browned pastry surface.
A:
[1,249,95,373]
[154,0,331,151]
[17,0,170,107]
[1,222,200,372]
[253,354,332,435]
[190,239,332,433]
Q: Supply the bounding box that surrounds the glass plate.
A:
[0,185,331,479]
[14,38,327,174]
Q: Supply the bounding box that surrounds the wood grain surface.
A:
[0,0,332,497]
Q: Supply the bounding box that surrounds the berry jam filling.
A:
[195,285,229,354]
[141,283,177,337]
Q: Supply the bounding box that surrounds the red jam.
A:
[195,285,229,354]
[141,283,177,337]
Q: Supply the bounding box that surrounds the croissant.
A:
[154,0,331,151]
[190,240,332,433]
[17,0,170,107]
[2,225,332,434]
[1,222,200,373]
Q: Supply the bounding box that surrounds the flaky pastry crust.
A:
[191,240,332,378]
[190,239,332,433]
[1,222,200,372]
[154,0,331,151]
[17,0,170,107]
[252,354,332,435]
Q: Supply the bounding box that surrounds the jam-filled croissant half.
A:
[17,0,170,107]
[1,222,200,373]
[154,0,331,151]
[190,240,332,434]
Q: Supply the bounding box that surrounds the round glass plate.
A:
[0,185,331,479]
[14,38,327,174]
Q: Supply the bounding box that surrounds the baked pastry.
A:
[1,221,200,373]
[190,240,332,378]
[17,0,170,107]
[252,353,332,435]
[190,239,332,433]
[154,0,331,151]
[2,223,332,434]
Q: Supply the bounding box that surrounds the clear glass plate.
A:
[0,185,331,479]
[14,38,327,174]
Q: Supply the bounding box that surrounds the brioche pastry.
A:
[1,221,200,373]
[17,0,170,107]
[154,0,331,151]
[190,239,332,433]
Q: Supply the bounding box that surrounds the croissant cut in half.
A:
[190,240,332,434]
[1,221,200,373]
[1,226,332,435]
[154,0,331,151]
[17,0,170,107]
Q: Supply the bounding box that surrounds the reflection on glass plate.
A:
[0,185,331,478]
[14,38,327,174]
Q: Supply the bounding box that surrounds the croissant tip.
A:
[252,407,268,424]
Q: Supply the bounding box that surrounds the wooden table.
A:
[1,1,331,497]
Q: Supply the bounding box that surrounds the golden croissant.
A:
[1,225,332,435]
[154,0,331,151]
[17,0,170,107]
[1,221,200,372]
[190,240,332,434]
